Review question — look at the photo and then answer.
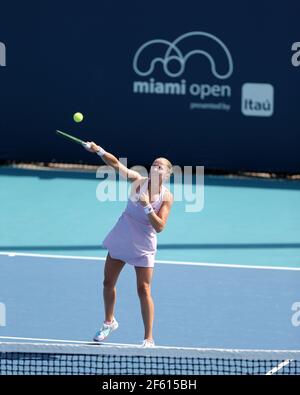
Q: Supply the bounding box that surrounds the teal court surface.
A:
[0,167,299,352]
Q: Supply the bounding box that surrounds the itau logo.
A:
[241,83,274,117]
[0,42,6,67]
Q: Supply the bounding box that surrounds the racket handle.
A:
[82,142,91,150]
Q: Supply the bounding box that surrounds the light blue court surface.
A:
[0,167,300,349]
[0,254,299,349]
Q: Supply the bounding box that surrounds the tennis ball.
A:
[73,112,84,123]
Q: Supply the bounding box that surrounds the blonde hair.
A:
[155,157,173,179]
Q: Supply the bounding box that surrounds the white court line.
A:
[0,335,93,344]
[0,251,300,271]
[265,359,293,375]
[0,251,102,261]
[0,335,136,347]
[1,336,300,357]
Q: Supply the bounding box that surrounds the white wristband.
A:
[144,204,154,215]
[96,147,106,157]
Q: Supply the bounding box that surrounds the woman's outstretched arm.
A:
[85,141,141,182]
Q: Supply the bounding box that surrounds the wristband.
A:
[144,204,154,215]
[96,147,106,157]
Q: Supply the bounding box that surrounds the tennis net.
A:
[0,342,299,375]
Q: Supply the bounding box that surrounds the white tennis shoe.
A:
[93,318,119,342]
[141,339,155,348]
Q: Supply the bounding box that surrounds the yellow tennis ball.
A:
[73,112,84,123]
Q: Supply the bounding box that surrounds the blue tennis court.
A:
[0,253,300,349]
[0,168,299,350]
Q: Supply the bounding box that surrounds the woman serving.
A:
[85,142,173,348]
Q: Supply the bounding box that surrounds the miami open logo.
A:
[132,32,233,111]
[0,42,6,67]
[133,31,233,79]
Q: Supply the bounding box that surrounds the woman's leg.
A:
[135,267,154,340]
[103,253,125,322]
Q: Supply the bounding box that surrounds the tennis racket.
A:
[56,130,91,149]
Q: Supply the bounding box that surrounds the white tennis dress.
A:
[102,178,166,267]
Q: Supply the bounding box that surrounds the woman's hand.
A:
[139,192,150,207]
[84,141,101,153]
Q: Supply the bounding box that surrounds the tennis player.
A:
[85,142,173,348]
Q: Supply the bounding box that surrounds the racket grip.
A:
[82,142,91,150]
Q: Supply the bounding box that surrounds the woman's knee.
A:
[137,282,151,298]
[103,277,116,290]
[103,255,125,290]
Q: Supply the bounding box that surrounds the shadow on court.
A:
[1,242,300,251]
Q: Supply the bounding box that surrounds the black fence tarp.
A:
[0,1,299,173]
